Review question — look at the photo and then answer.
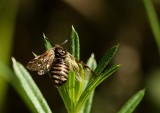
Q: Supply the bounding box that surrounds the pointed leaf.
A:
[118,89,145,113]
[95,44,119,75]
[82,53,97,113]
[12,58,52,113]
[86,53,97,70]
[70,26,80,60]
[43,33,52,50]
[77,64,120,112]
[0,60,37,113]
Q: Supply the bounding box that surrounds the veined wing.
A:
[27,48,55,75]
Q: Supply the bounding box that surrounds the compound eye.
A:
[59,48,66,55]
[55,47,66,58]
[62,50,66,54]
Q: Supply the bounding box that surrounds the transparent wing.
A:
[66,53,96,81]
[27,48,55,75]
[79,60,96,80]
[84,66,96,80]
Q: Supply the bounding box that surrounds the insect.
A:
[27,45,94,87]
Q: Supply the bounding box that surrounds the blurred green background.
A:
[0,0,160,113]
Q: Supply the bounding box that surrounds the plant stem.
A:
[143,0,160,54]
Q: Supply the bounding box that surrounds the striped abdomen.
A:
[50,58,69,86]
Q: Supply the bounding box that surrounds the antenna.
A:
[61,39,68,45]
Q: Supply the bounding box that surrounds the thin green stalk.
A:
[143,0,160,53]
[82,91,94,113]
[58,87,70,113]
[68,70,76,112]
[0,0,19,112]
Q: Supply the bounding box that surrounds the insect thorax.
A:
[54,46,67,59]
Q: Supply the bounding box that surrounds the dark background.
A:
[1,0,160,113]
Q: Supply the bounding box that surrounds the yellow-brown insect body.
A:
[50,58,69,86]
[49,46,70,86]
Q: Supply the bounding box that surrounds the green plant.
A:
[0,26,145,113]
[143,0,160,53]
[0,0,19,112]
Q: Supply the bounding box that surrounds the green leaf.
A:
[82,53,97,113]
[58,86,70,113]
[68,70,76,112]
[87,64,120,93]
[0,60,15,84]
[70,26,80,60]
[0,60,37,113]
[95,44,119,76]
[86,53,97,70]
[58,85,71,113]
[43,33,52,50]
[58,70,80,113]
[77,64,120,112]
[83,91,94,113]
[12,57,52,113]
[143,0,160,53]
[0,0,19,112]
[118,89,145,113]
[95,64,120,85]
